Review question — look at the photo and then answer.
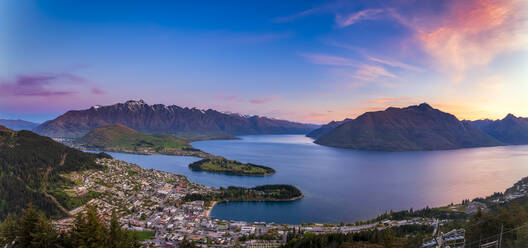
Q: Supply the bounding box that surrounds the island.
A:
[188,157,276,176]
[183,184,303,205]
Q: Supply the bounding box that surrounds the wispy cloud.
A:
[367,56,422,71]
[250,96,281,104]
[302,54,400,82]
[0,73,85,97]
[91,88,105,95]
[214,93,239,101]
[227,31,293,44]
[336,9,384,27]
[272,8,321,23]
[302,53,358,67]
[350,64,398,81]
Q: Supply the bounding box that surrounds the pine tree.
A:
[70,205,107,248]
[0,214,17,246]
[16,204,41,248]
[29,215,58,248]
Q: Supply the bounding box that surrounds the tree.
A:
[70,205,107,248]
[0,214,17,246]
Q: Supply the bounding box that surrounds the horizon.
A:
[2,0,528,124]
[1,99,523,125]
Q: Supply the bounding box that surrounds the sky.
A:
[1,0,527,124]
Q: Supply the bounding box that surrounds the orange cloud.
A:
[414,0,527,81]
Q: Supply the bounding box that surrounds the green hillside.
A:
[78,124,194,153]
[0,126,109,220]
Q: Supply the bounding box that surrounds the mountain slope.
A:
[0,119,39,130]
[315,103,502,151]
[76,124,209,155]
[466,114,528,145]
[0,126,108,220]
[306,118,351,139]
[34,100,317,138]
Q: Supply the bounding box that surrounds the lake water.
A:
[104,135,528,224]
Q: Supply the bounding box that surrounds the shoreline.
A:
[206,201,218,217]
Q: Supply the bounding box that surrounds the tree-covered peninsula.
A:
[188,157,275,176]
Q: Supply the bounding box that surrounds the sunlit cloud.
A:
[398,0,527,81]
[367,56,422,71]
[350,64,398,81]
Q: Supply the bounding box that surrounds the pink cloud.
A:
[250,96,281,104]
[350,64,398,81]
[91,88,105,95]
[395,0,527,81]
[214,93,239,101]
[0,73,84,97]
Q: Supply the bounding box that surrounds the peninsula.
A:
[75,124,276,176]
[189,157,276,176]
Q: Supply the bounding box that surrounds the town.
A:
[52,158,479,247]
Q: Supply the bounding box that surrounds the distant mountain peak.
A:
[417,102,433,110]
[125,99,146,105]
[504,113,517,120]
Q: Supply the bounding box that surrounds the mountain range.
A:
[306,118,352,139]
[34,100,318,138]
[312,103,505,151]
[465,114,528,145]
[0,119,39,131]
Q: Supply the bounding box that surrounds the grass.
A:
[189,157,275,176]
[79,124,191,151]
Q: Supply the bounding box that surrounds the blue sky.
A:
[1,0,527,123]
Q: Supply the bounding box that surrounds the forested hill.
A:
[0,126,109,220]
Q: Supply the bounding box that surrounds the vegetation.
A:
[462,199,528,248]
[78,124,192,152]
[0,126,110,220]
[0,205,141,248]
[183,184,302,205]
[189,157,275,176]
[284,225,432,248]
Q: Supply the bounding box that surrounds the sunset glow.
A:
[1,0,527,123]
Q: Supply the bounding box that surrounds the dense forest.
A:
[183,184,302,205]
[0,126,110,220]
[0,205,141,248]
[284,225,432,248]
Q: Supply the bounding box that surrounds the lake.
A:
[104,135,528,224]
